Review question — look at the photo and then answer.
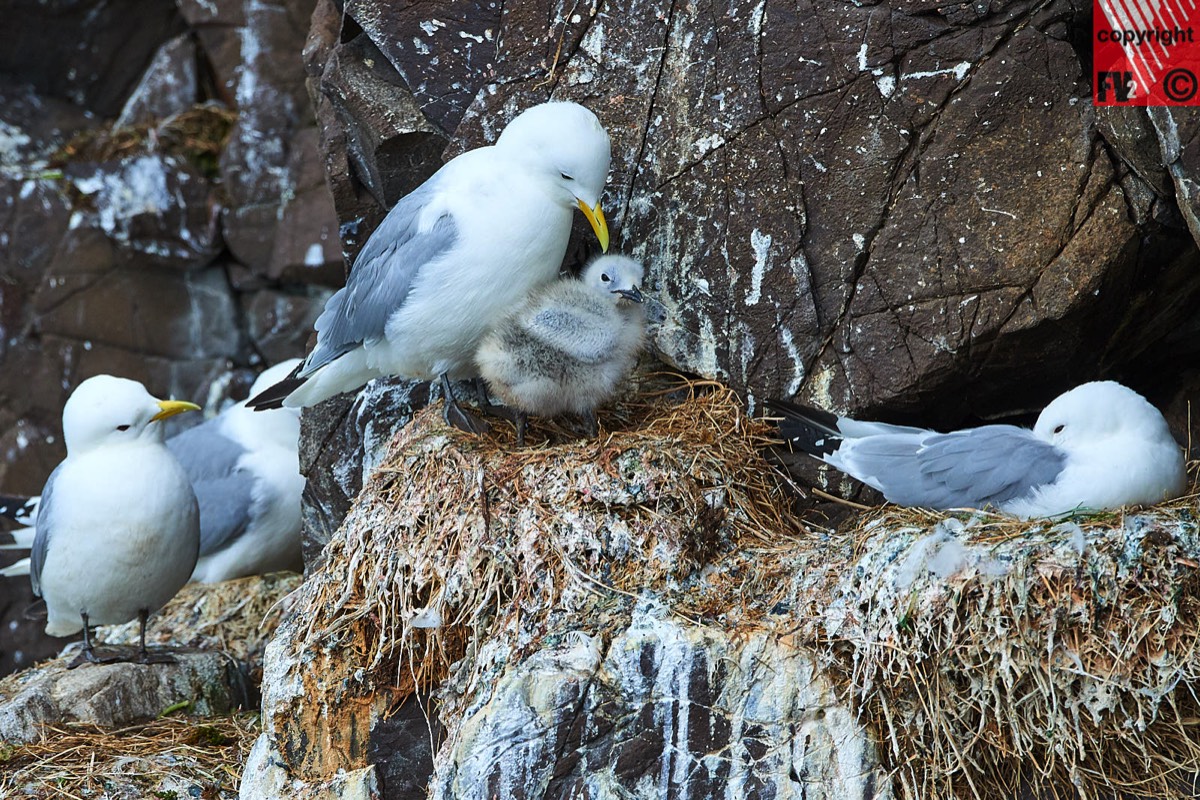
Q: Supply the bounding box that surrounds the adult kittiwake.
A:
[476,254,646,446]
[170,359,304,582]
[767,381,1187,518]
[248,101,613,433]
[1,361,305,583]
[30,375,201,667]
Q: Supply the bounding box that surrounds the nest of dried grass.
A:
[49,104,237,177]
[795,470,1200,800]
[294,375,809,700]
[0,714,257,799]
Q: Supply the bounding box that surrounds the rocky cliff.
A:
[1,1,1199,798]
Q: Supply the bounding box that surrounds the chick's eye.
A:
[560,172,574,181]
[1053,424,1065,434]
[601,273,611,282]
[116,424,131,432]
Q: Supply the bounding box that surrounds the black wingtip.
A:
[764,398,844,458]
[247,364,306,412]
[0,494,36,523]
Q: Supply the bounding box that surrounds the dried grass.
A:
[796,465,1200,800]
[49,105,237,177]
[0,714,258,799]
[291,374,812,702]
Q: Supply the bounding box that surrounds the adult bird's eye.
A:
[1053,424,1065,434]
[560,172,574,181]
[116,424,131,432]
[601,273,611,282]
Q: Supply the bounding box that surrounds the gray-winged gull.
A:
[30,375,201,667]
[248,101,613,434]
[1,361,305,583]
[476,254,646,446]
[171,359,304,582]
[767,381,1187,518]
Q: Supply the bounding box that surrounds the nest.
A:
[266,374,1200,799]
[799,474,1200,800]
[49,104,237,178]
[0,714,257,799]
[293,375,810,701]
[99,572,303,666]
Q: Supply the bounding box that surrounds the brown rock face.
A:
[0,0,340,677]
[308,0,1199,431]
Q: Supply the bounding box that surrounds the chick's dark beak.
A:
[616,286,644,303]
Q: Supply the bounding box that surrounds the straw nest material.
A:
[49,104,236,177]
[0,714,257,800]
[789,469,1200,800]
[290,375,809,701]
[100,572,303,665]
[0,574,298,797]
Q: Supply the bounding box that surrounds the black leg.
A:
[136,609,175,665]
[473,378,493,408]
[440,373,489,434]
[581,410,598,439]
[67,612,114,669]
[516,411,528,448]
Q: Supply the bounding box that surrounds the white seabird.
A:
[30,375,201,667]
[170,359,304,583]
[768,381,1188,519]
[248,101,613,433]
[476,254,647,446]
[1,361,305,583]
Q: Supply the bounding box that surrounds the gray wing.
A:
[302,179,459,376]
[839,425,1066,509]
[29,464,64,596]
[167,423,256,557]
[527,307,620,364]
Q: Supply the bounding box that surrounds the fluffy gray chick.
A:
[477,254,647,445]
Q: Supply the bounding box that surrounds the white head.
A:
[581,254,645,304]
[237,359,302,447]
[249,359,303,400]
[1034,381,1176,449]
[62,375,200,454]
[496,101,612,250]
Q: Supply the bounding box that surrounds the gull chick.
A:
[249,101,613,434]
[768,381,1187,519]
[31,376,201,667]
[477,254,647,445]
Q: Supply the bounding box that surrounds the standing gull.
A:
[1,361,305,582]
[476,254,647,446]
[767,381,1187,518]
[30,376,201,667]
[248,101,613,432]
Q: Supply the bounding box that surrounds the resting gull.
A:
[248,101,613,433]
[476,254,646,446]
[29,375,201,667]
[767,381,1187,518]
[1,361,305,583]
[170,359,304,582]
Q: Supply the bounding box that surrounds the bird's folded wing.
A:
[527,307,619,364]
[302,180,459,376]
[29,464,64,596]
[840,425,1067,509]
[167,425,255,557]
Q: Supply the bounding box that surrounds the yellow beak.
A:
[151,399,201,422]
[576,199,610,252]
